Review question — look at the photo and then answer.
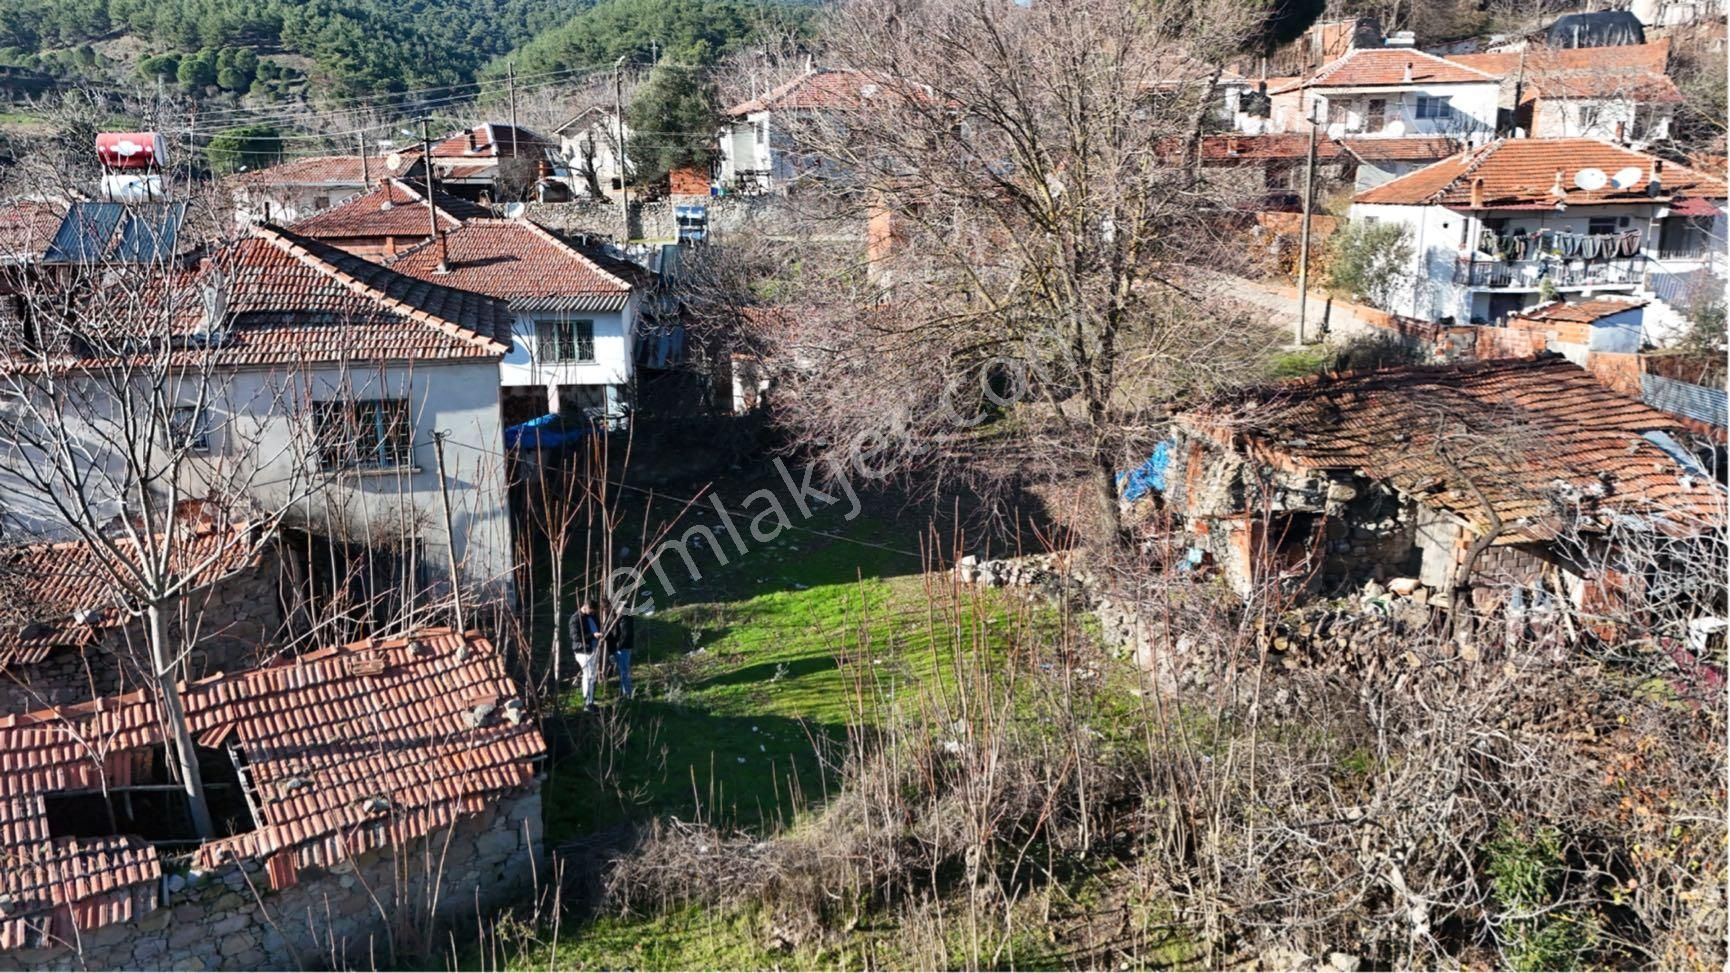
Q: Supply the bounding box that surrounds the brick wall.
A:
[1475,326,1547,360]
[0,788,543,973]
[1587,350,1644,398]
[0,563,282,715]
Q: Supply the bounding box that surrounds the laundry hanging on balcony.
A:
[1478,228,1641,262]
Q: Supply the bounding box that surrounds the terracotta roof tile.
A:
[1512,297,1649,325]
[232,153,419,188]
[1446,40,1674,104]
[0,519,262,667]
[428,123,558,160]
[388,219,632,311]
[0,628,544,948]
[0,200,66,260]
[726,69,901,116]
[290,179,490,238]
[1176,356,1724,539]
[1272,48,1498,93]
[1339,136,1465,162]
[1354,138,1727,207]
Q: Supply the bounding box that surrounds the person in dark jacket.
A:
[570,601,604,711]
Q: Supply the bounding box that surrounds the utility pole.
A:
[614,54,630,240]
[507,61,519,162]
[421,118,448,272]
[431,430,466,634]
[358,130,369,187]
[1294,107,1320,345]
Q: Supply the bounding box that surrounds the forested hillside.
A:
[0,0,799,101]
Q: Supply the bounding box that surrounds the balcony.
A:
[1453,256,1648,289]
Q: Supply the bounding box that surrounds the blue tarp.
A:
[1117,440,1173,503]
[504,413,589,451]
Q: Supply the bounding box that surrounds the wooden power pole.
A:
[1295,110,1320,345]
[614,55,630,240]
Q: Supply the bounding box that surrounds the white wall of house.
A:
[0,358,514,598]
[1277,82,1498,137]
[499,297,636,416]
[559,117,633,195]
[716,114,774,191]
[1534,98,1674,141]
[1348,201,1469,320]
[232,184,363,227]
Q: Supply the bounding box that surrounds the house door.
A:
[1365,99,1386,132]
[1487,293,1527,326]
[501,385,550,426]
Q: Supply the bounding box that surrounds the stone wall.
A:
[0,562,283,715]
[0,788,543,973]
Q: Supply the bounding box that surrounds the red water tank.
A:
[95,132,168,170]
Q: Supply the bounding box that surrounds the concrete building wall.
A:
[500,302,635,416]
[0,788,543,973]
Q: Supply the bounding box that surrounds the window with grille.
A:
[314,398,412,470]
[535,318,596,363]
[169,405,210,451]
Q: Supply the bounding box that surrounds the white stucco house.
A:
[1346,138,1727,341]
[554,108,634,198]
[1447,41,1680,145]
[716,68,886,194]
[0,223,518,604]
[388,218,639,426]
[1269,47,1501,144]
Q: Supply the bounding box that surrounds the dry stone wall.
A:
[0,788,543,973]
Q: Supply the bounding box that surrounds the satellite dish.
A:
[503,201,527,219]
[1326,121,1347,138]
[1574,168,1608,191]
[385,152,404,172]
[1610,166,1642,189]
[1384,118,1406,137]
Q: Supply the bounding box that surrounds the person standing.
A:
[609,606,636,700]
[571,601,604,712]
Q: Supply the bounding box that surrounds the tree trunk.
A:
[1094,454,1125,551]
[148,602,215,840]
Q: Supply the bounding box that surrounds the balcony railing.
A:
[1453,255,1648,289]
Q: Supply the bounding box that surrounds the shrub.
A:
[1325,218,1413,311]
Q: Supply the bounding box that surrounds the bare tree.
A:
[736,0,1286,550]
[0,210,322,837]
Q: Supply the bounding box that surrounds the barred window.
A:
[314,398,412,470]
[169,405,210,452]
[535,318,595,363]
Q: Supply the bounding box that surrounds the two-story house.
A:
[1445,42,1680,144]
[0,222,519,613]
[1347,138,1726,337]
[387,218,639,426]
[426,123,563,203]
[716,68,886,193]
[1269,47,1500,143]
[555,107,634,198]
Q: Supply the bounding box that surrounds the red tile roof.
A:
[388,219,632,312]
[0,200,66,259]
[725,69,900,116]
[1446,41,1674,105]
[428,123,557,160]
[1272,48,1498,93]
[290,178,490,238]
[231,153,419,188]
[0,628,544,948]
[1175,356,1724,539]
[1197,134,1348,162]
[1339,136,1465,162]
[1513,297,1648,325]
[1354,138,1728,207]
[0,520,263,667]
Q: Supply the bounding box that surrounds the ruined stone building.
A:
[0,628,545,971]
[1158,356,1724,617]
